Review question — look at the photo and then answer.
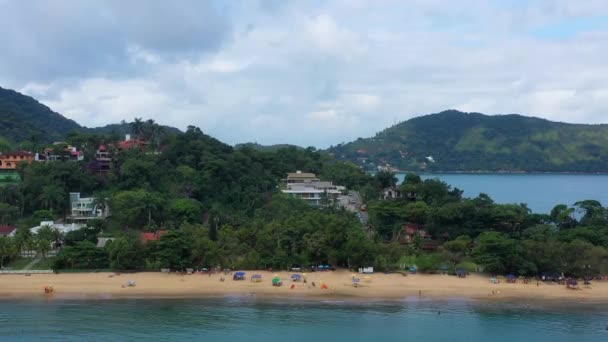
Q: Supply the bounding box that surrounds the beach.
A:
[2,270,608,302]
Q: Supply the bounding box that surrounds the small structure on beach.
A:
[233,271,246,281]
[272,277,282,286]
[251,274,262,283]
[291,274,301,282]
[505,274,517,283]
[566,279,578,289]
[456,269,467,278]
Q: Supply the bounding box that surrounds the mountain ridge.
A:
[0,86,182,145]
[327,110,608,173]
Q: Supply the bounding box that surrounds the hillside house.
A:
[382,187,401,200]
[0,151,34,170]
[38,144,84,162]
[0,225,16,237]
[141,230,167,244]
[30,221,85,235]
[67,192,110,223]
[281,171,345,206]
[284,171,320,184]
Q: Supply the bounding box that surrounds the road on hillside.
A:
[339,191,368,225]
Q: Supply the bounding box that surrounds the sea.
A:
[1,298,607,341]
[396,173,608,214]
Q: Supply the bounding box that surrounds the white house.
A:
[281,172,344,206]
[67,193,110,223]
[30,221,85,235]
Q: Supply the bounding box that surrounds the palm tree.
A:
[141,192,163,228]
[35,237,51,259]
[0,237,17,268]
[50,228,64,250]
[39,185,65,215]
[130,118,145,139]
[152,124,165,147]
[108,237,130,269]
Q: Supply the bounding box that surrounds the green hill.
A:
[327,110,608,172]
[86,122,182,137]
[0,86,181,145]
[235,142,304,152]
[0,86,81,143]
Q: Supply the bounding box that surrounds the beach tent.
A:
[566,279,578,289]
[291,274,302,282]
[233,271,246,281]
[272,277,282,286]
[409,266,417,274]
[251,274,262,283]
[505,274,516,283]
[455,269,466,278]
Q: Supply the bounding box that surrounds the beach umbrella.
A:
[272,277,281,285]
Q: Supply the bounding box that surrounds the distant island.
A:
[327,110,608,173]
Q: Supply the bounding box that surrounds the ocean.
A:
[395,173,608,214]
[1,298,607,341]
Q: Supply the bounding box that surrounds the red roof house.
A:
[0,225,16,237]
[141,230,167,243]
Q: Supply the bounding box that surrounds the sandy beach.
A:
[1,270,607,302]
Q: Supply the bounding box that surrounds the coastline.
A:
[2,271,608,303]
[377,170,608,175]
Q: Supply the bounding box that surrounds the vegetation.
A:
[0,86,180,147]
[328,110,608,172]
[1,88,607,277]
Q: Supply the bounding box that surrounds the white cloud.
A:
[2,1,608,147]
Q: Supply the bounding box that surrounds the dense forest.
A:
[328,110,608,173]
[1,121,608,278]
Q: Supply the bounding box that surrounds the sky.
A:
[1,0,608,148]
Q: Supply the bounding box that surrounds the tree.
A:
[472,232,518,274]
[14,226,33,253]
[0,237,17,268]
[155,230,192,270]
[168,198,202,223]
[35,237,51,259]
[130,118,145,139]
[38,185,65,214]
[375,170,398,189]
[0,202,18,224]
[111,190,166,228]
[107,237,133,270]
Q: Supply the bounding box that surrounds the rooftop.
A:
[0,225,16,235]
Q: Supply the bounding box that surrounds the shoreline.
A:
[374,170,608,175]
[2,271,608,304]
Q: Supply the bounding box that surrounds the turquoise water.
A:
[396,173,608,214]
[1,298,607,341]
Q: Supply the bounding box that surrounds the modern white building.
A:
[30,221,85,235]
[281,172,344,206]
[284,171,320,184]
[67,192,110,223]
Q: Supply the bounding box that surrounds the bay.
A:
[394,173,608,214]
[1,298,607,341]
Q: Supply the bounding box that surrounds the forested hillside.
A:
[0,87,81,144]
[328,110,608,172]
[0,87,181,148]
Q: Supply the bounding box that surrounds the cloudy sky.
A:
[1,0,608,147]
